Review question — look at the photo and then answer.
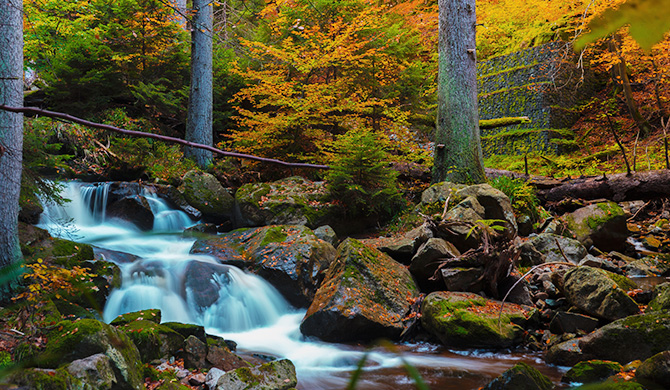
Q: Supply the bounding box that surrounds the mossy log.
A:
[479,116,531,129]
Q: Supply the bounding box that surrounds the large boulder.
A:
[564,201,629,252]
[300,238,419,342]
[519,233,587,266]
[420,291,533,349]
[482,362,553,390]
[116,319,184,363]
[234,176,341,230]
[215,359,297,390]
[409,237,460,291]
[66,353,117,389]
[181,170,235,223]
[636,350,670,388]
[377,223,434,264]
[182,261,236,310]
[563,266,639,321]
[191,225,336,307]
[562,360,623,384]
[648,282,670,312]
[37,318,143,389]
[546,313,670,366]
[106,195,154,230]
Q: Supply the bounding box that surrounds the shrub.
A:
[489,176,540,222]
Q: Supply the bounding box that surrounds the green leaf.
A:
[576,0,670,51]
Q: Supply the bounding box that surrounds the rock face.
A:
[546,313,670,365]
[420,291,533,348]
[563,266,639,321]
[409,237,460,291]
[519,233,587,266]
[564,201,629,252]
[181,170,235,223]
[636,350,670,388]
[482,362,553,390]
[234,176,340,230]
[191,225,336,307]
[107,194,154,230]
[215,359,297,390]
[300,238,419,342]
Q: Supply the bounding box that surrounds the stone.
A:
[563,266,640,321]
[578,254,622,274]
[441,267,485,293]
[300,238,419,342]
[7,368,84,390]
[215,359,297,390]
[564,202,629,252]
[378,223,434,264]
[206,338,249,372]
[183,335,207,369]
[161,322,207,344]
[549,312,599,334]
[456,184,518,238]
[420,181,466,205]
[116,319,185,363]
[636,350,670,388]
[648,282,670,312]
[562,360,623,383]
[482,362,553,390]
[66,353,116,389]
[409,237,461,291]
[181,170,235,223]
[107,195,155,231]
[314,225,338,247]
[110,308,162,326]
[182,261,237,310]
[206,368,226,389]
[420,291,533,349]
[519,233,587,266]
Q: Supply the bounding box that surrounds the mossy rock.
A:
[564,202,628,252]
[162,322,207,344]
[116,319,185,363]
[5,367,82,390]
[51,238,95,267]
[181,170,234,223]
[110,309,162,326]
[563,360,623,383]
[156,382,193,390]
[52,299,100,321]
[482,362,553,390]
[215,359,297,390]
[300,238,419,342]
[636,350,670,388]
[572,380,646,389]
[420,291,532,349]
[648,283,670,312]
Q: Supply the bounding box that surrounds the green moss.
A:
[259,226,289,247]
[574,380,645,389]
[51,239,94,267]
[7,367,82,390]
[110,309,162,326]
[564,360,623,383]
[599,271,637,292]
[117,319,184,362]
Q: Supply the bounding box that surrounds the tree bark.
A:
[185,0,214,168]
[0,0,24,278]
[433,0,485,184]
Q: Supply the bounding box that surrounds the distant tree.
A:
[0,0,24,286]
[433,0,485,184]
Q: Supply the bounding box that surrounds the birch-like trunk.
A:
[433,0,485,184]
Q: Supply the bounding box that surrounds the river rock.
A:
[182,261,235,309]
[624,256,670,276]
[420,181,466,205]
[648,282,670,312]
[116,318,184,363]
[314,225,338,246]
[456,184,518,238]
[66,353,116,389]
[234,176,340,230]
[215,359,297,390]
[546,313,670,365]
[106,194,155,230]
[191,225,336,307]
[564,201,628,252]
[181,170,234,223]
[206,337,250,372]
[636,350,670,388]
[377,223,434,264]
[562,360,623,383]
[563,266,640,321]
[409,237,460,291]
[420,291,533,348]
[37,318,143,389]
[549,311,599,335]
[519,233,587,266]
[482,362,553,390]
[6,368,85,390]
[153,184,202,220]
[300,238,419,342]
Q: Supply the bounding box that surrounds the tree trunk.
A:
[433,0,485,184]
[185,0,214,168]
[0,0,24,281]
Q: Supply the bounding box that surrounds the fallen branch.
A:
[480,116,531,130]
[0,105,330,170]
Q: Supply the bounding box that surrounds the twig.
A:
[440,195,451,220]
[627,200,651,221]
[606,113,631,176]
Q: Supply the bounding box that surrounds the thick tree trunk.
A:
[185,0,214,168]
[433,0,485,184]
[0,0,24,277]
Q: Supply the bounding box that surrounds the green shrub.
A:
[489,176,540,222]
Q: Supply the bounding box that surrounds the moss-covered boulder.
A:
[564,202,628,252]
[482,362,554,390]
[563,266,640,321]
[214,359,297,390]
[519,233,587,266]
[562,360,623,384]
[234,176,341,230]
[5,367,84,390]
[546,313,670,366]
[38,318,143,389]
[648,282,670,312]
[636,350,670,388]
[115,317,184,363]
[300,238,419,342]
[191,225,336,307]
[66,353,116,389]
[420,291,533,348]
[571,380,646,389]
[110,308,162,326]
[181,170,234,223]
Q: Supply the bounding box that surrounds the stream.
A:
[38,181,567,389]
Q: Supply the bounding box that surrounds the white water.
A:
[38,182,560,389]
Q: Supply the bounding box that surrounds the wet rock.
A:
[378,223,433,264]
[116,319,185,362]
[183,223,218,237]
[107,195,155,230]
[153,184,202,220]
[67,353,116,389]
[562,360,623,383]
[648,282,670,312]
[456,184,518,238]
[410,237,461,291]
[636,350,670,388]
[420,291,533,349]
[206,368,226,389]
[314,225,338,247]
[300,238,419,342]
[6,368,84,390]
[564,201,628,252]
[19,191,43,224]
[191,225,336,307]
[162,322,207,344]
[215,359,297,390]
[578,254,622,274]
[182,261,235,309]
[549,312,599,334]
[624,256,670,276]
[181,170,234,223]
[184,335,207,369]
[563,266,639,321]
[519,233,587,266]
[234,176,340,230]
[546,313,670,365]
[110,308,162,326]
[482,362,553,390]
[441,267,485,293]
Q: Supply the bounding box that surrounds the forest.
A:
[1,0,670,389]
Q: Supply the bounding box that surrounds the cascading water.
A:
[38,181,564,390]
